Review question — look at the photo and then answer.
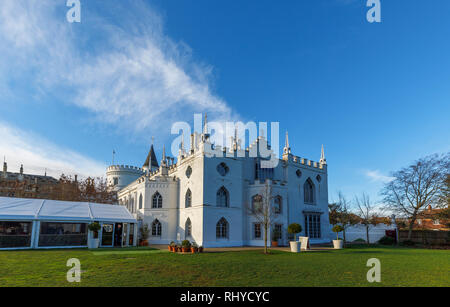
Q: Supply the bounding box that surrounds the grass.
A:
[0,245,448,287]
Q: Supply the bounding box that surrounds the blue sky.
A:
[0,0,449,205]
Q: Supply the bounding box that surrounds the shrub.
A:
[88,222,101,239]
[139,224,149,241]
[332,225,345,233]
[378,236,395,245]
[88,222,101,232]
[288,223,302,235]
[182,240,191,248]
[272,229,280,241]
[332,225,345,240]
[401,240,415,246]
[353,238,366,243]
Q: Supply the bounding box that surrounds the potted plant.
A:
[198,246,204,253]
[139,224,149,247]
[191,242,198,254]
[176,244,182,253]
[332,225,345,249]
[88,222,101,249]
[182,240,191,253]
[169,241,175,251]
[271,229,280,247]
[288,223,302,253]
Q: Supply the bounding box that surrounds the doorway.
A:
[114,223,123,247]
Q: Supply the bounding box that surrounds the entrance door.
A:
[114,223,123,247]
[101,224,114,246]
[122,223,128,247]
[128,224,135,246]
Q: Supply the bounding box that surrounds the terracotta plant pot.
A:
[182,247,190,253]
[272,241,278,247]
[140,240,148,247]
[168,245,171,251]
[191,247,198,254]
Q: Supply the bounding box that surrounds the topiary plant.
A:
[287,223,302,241]
[332,225,345,241]
[182,240,191,248]
[88,222,101,239]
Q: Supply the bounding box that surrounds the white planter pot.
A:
[333,240,343,249]
[290,241,300,253]
[88,238,99,249]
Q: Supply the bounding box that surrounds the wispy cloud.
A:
[364,170,395,183]
[0,0,237,134]
[0,121,106,178]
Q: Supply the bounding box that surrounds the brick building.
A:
[0,161,58,199]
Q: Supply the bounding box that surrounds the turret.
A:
[282,131,292,161]
[160,145,168,176]
[143,143,159,174]
[2,159,6,179]
[106,165,144,192]
[320,145,327,166]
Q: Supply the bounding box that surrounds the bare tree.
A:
[50,174,116,204]
[333,192,359,243]
[355,193,381,245]
[381,153,449,240]
[247,180,279,254]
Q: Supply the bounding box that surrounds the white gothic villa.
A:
[107,119,331,247]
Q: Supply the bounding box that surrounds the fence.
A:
[331,224,395,243]
[399,230,450,245]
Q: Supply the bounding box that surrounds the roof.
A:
[0,197,136,223]
[143,144,159,168]
[1,172,58,183]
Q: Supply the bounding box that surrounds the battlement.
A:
[107,165,144,174]
[288,155,325,170]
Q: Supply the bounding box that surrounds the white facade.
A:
[113,127,331,248]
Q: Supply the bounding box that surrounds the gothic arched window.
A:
[152,219,162,236]
[216,217,229,239]
[139,194,143,209]
[252,195,263,213]
[216,187,229,207]
[185,189,192,208]
[274,195,282,214]
[185,218,192,238]
[304,178,315,204]
[152,192,163,208]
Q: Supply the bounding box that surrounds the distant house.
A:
[410,206,449,231]
[0,162,58,199]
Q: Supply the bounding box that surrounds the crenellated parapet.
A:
[288,155,327,171]
[107,165,145,174]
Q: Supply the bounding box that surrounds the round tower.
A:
[106,165,144,192]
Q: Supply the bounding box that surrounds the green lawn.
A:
[0,245,448,287]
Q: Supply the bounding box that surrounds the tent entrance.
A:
[114,223,123,247]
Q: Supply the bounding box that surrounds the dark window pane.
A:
[0,221,32,248]
[39,223,87,247]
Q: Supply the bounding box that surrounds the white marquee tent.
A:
[0,197,137,250]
